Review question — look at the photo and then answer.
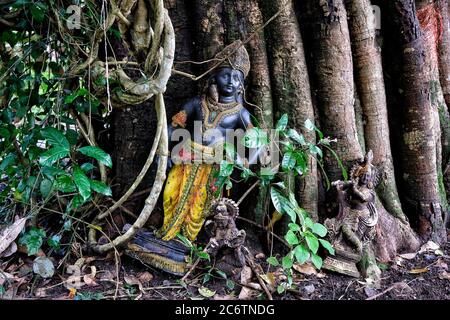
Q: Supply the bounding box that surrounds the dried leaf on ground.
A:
[213,294,236,300]
[0,271,17,285]
[0,242,17,258]
[83,266,98,286]
[0,217,27,256]
[240,266,252,284]
[293,263,317,276]
[419,241,439,253]
[438,271,450,280]
[124,274,144,292]
[255,253,265,259]
[436,259,448,271]
[198,286,215,298]
[138,271,153,283]
[399,252,417,260]
[238,287,257,300]
[409,267,429,274]
[33,257,55,278]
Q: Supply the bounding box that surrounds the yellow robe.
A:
[157,141,219,241]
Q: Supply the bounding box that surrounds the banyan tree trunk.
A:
[221,0,274,225]
[346,0,406,222]
[390,0,447,243]
[299,0,420,263]
[261,0,318,221]
[303,0,362,181]
[436,0,450,213]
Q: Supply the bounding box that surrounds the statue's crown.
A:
[214,40,250,78]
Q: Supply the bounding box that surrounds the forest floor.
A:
[1,231,449,300]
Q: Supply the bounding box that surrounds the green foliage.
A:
[214,115,343,295]
[18,227,46,256]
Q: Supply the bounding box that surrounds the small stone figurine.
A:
[322,150,379,277]
[205,198,246,278]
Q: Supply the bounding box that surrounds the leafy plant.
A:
[214,114,342,294]
[18,226,46,255]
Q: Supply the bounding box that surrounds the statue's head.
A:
[213,67,244,99]
[206,40,250,103]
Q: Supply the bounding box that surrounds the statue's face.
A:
[359,172,370,185]
[214,67,243,97]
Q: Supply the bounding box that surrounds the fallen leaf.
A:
[198,286,215,298]
[0,217,27,256]
[33,257,55,278]
[245,282,262,290]
[213,294,236,300]
[302,284,315,295]
[438,271,450,280]
[255,253,266,259]
[0,242,17,258]
[0,271,17,286]
[68,288,77,299]
[240,266,252,285]
[399,252,417,260]
[124,275,144,292]
[392,282,413,294]
[35,287,46,297]
[238,287,256,300]
[83,266,98,286]
[409,267,429,274]
[138,271,153,283]
[293,263,317,276]
[419,241,439,253]
[435,249,444,256]
[436,259,448,271]
[364,287,377,298]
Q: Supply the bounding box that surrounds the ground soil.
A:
[1,231,449,300]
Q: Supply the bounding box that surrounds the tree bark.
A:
[346,0,407,222]
[261,0,318,220]
[390,0,447,243]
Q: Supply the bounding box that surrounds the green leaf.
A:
[266,256,279,267]
[242,127,269,148]
[67,195,85,212]
[270,187,284,213]
[287,129,306,146]
[39,146,70,166]
[309,144,323,158]
[77,146,112,168]
[311,253,323,269]
[64,88,89,104]
[305,233,319,254]
[294,245,310,264]
[304,217,314,229]
[282,255,293,270]
[277,285,285,294]
[176,233,193,248]
[73,166,91,201]
[47,235,61,249]
[312,223,327,237]
[203,273,211,284]
[226,280,235,290]
[219,160,234,177]
[41,127,70,150]
[282,151,296,171]
[197,251,210,261]
[198,286,215,298]
[18,227,46,256]
[304,119,315,131]
[276,114,288,131]
[41,166,66,180]
[65,129,79,146]
[288,223,301,232]
[89,180,112,196]
[322,144,348,181]
[285,230,299,246]
[81,163,95,172]
[0,154,17,171]
[39,179,53,198]
[214,269,227,279]
[30,2,46,22]
[55,175,76,193]
[319,239,335,255]
[223,142,236,162]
